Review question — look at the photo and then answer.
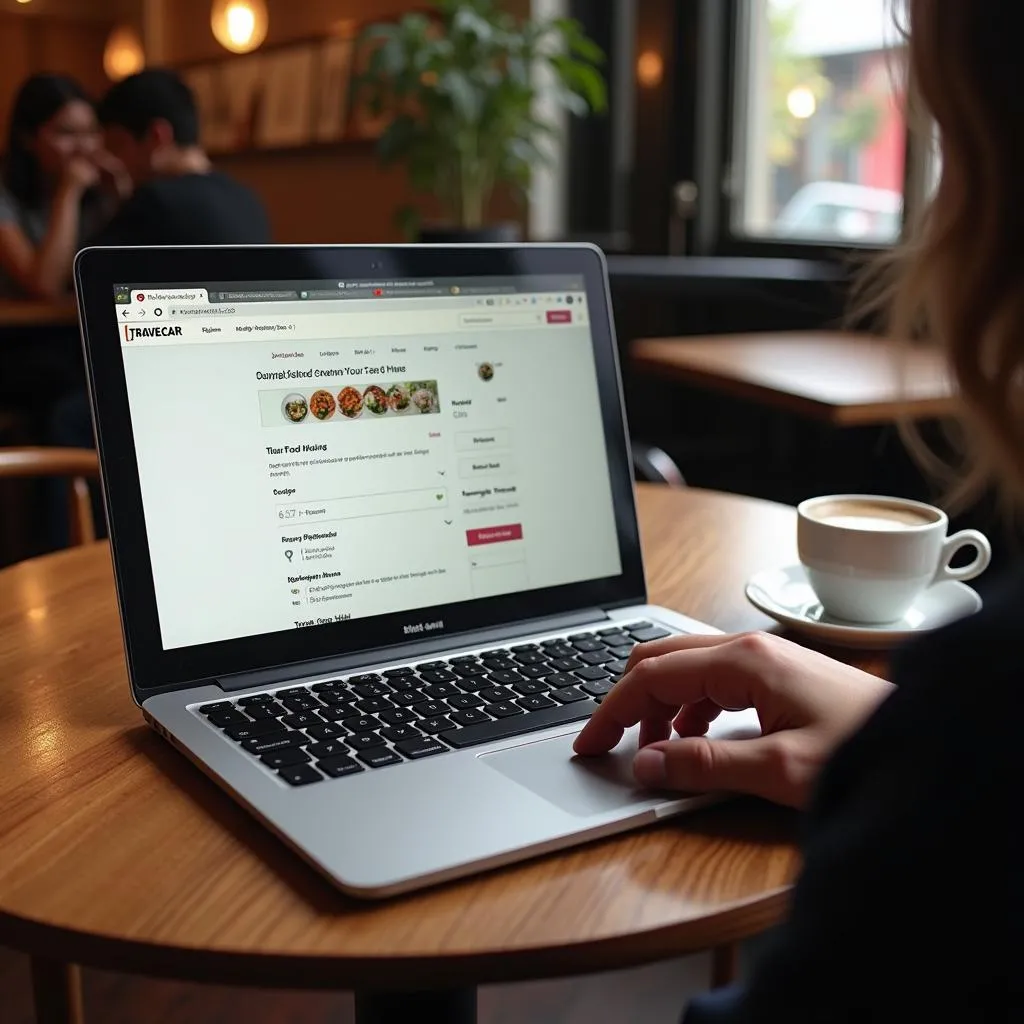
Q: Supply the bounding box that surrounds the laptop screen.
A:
[112,274,623,651]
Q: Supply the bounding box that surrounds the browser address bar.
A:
[458,311,545,328]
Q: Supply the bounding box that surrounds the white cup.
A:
[797,494,991,624]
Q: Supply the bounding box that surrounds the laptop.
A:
[75,244,759,898]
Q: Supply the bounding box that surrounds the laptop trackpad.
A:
[480,729,654,817]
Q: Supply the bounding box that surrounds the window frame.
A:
[694,0,929,260]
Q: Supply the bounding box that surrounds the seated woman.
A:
[575,1,1017,1020]
[0,74,123,300]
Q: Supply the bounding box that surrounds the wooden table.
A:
[632,331,957,426]
[0,487,883,1024]
[0,300,77,331]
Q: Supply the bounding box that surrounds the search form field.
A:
[277,488,449,526]
[459,312,545,329]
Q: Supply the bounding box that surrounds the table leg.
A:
[355,988,477,1024]
[30,958,84,1024]
[711,943,739,988]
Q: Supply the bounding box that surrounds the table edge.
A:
[0,887,790,988]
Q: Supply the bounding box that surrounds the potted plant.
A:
[354,0,606,242]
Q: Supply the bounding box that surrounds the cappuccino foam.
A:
[807,500,937,532]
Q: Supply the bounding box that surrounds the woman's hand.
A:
[60,156,100,195]
[573,632,894,808]
[91,150,132,200]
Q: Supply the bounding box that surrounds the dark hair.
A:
[1,73,92,205]
[97,69,199,147]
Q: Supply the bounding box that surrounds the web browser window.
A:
[113,276,623,650]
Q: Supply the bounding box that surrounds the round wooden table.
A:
[0,487,884,1024]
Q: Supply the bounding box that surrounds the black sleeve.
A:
[89,189,164,248]
[683,595,1020,1023]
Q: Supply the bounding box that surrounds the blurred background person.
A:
[0,73,124,300]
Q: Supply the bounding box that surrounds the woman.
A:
[0,74,122,300]
[576,3,1018,1020]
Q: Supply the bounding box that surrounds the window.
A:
[731,0,907,245]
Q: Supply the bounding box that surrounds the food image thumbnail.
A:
[478,361,494,382]
[386,383,410,411]
[410,384,438,414]
[309,389,336,420]
[363,384,388,415]
[282,394,308,423]
[338,386,363,418]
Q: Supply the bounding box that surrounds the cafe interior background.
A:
[1,0,1017,1018]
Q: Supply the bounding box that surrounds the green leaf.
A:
[440,69,481,123]
[396,204,421,241]
[378,115,418,163]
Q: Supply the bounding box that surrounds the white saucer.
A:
[745,564,982,649]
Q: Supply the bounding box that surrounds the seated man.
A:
[92,67,271,246]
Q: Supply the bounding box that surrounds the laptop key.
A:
[357,749,403,769]
[625,621,652,630]
[418,716,455,734]
[549,657,582,672]
[450,654,481,665]
[486,670,523,686]
[383,666,415,678]
[542,644,576,659]
[452,663,488,678]
[509,679,548,696]
[447,693,484,709]
[348,732,386,751]
[319,691,355,706]
[419,669,457,685]
[380,724,423,743]
[225,719,284,741]
[243,733,304,754]
[416,661,448,672]
[412,700,449,718]
[574,666,611,681]
[236,694,274,705]
[607,659,631,676]
[568,632,597,642]
[305,722,344,741]
[481,658,518,673]
[282,711,321,730]
[484,701,523,719]
[349,673,383,684]
[342,715,382,733]
[245,701,288,720]
[306,740,349,759]
[518,694,558,712]
[356,696,394,714]
[261,748,311,769]
[394,737,447,759]
[391,689,426,706]
[379,707,419,725]
[207,710,250,728]
[280,697,320,713]
[442,700,598,749]
[572,639,604,653]
[579,650,614,666]
[598,631,632,647]
[514,652,546,666]
[317,755,363,778]
[546,673,581,689]
[480,686,515,704]
[551,686,589,704]
[386,676,418,692]
[630,626,672,643]
[311,679,345,692]
[317,704,360,722]
[351,681,391,699]
[454,676,491,693]
[608,644,636,659]
[479,648,511,658]
[510,643,539,653]
[450,708,492,726]
[519,664,554,679]
[422,682,460,699]
[278,686,312,698]
[581,678,616,697]
[278,764,323,786]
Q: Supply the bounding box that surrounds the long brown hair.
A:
[891,0,1024,506]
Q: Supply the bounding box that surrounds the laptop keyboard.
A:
[194,621,671,786]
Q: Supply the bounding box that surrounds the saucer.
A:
[744,564,982,649]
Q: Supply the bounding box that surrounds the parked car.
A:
[774,181,903,243]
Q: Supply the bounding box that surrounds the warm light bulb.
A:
[787,86,817,120]
[104,26,145,82]
[636,51,663,89]
[16,0,33,6]
[211,0,268,54]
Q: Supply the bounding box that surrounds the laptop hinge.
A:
[215,608,609,692]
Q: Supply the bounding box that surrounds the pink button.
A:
[466,523,524,546]
[546,310,572,324]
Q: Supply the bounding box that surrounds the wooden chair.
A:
[0,447,100,547]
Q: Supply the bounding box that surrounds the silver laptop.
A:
[75,244,758,898]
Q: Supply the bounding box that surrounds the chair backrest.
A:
[631,443,687,487]
[0,447,100,547]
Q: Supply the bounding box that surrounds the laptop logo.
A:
[403,619,444,636]
[124,325,183,342]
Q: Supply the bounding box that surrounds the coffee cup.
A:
[796,494,991,624]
